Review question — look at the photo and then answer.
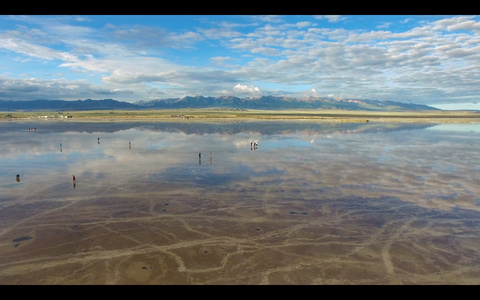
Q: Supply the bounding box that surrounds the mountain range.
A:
[0,96,438,111]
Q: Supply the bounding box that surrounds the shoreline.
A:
[1,109,480,123]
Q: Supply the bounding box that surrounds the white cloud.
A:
[295,21,312,28]
[210,56,235,67]
[0,38,59,61]
[1,15,480,108]
[377,22,392,29]
[314,15,345,23]
[233,84,262,96]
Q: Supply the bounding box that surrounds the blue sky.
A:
[0,15,479,110]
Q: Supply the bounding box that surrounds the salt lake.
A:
[1,120,480,284]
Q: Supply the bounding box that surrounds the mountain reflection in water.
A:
[1,120,480,284]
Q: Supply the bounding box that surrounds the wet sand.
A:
[1,177,480,285]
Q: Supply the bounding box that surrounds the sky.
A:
[0,15,479,110]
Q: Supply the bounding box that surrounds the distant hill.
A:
[0,96,438,111]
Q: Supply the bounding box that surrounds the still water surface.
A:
[1,120,480,284]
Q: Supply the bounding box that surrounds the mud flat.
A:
[1,181,480,285]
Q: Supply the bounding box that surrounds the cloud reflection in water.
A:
[1,121,479,213]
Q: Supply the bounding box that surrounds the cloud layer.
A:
[0,15,479,108]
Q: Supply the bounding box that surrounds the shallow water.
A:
[1,120,480,284]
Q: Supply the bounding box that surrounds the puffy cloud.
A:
[233,83,262,96]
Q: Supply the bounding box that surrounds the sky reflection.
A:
[1,120,480,214]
